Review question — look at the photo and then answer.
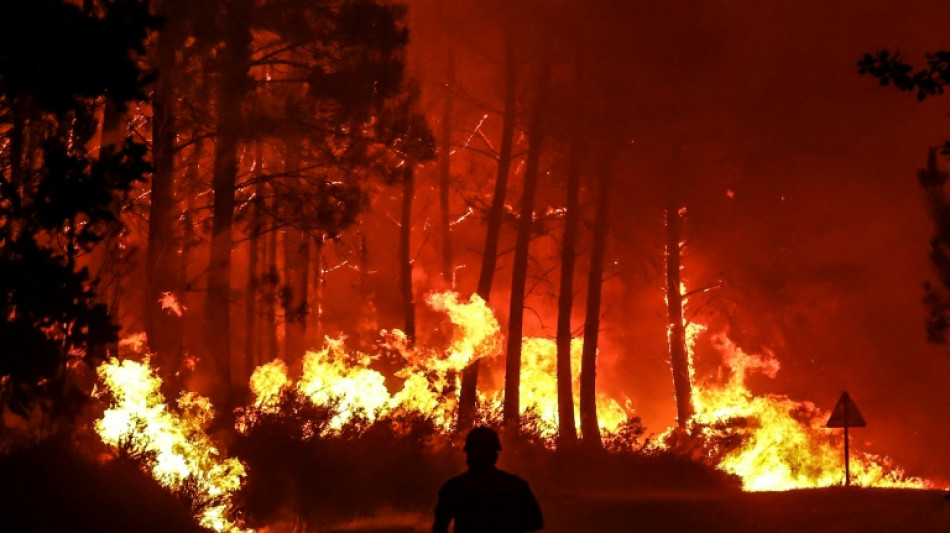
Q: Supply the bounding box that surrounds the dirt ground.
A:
[321,487,950,533]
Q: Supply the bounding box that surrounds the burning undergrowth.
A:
[94,358,249,532]
[661,330,928,492]
[236,292,635,443]
[88,290,933,531]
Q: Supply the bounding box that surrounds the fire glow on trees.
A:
[8,0,942,531]
[238,291,630,439]
[94,290,928,533]
[683,331,927,491]
[661,272,926,491]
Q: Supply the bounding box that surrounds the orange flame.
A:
[95,358,248,532]
[684,331,926,491]
[246,291,636,443]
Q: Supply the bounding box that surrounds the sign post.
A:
[825,391,866,486]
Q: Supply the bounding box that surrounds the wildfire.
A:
[245,291,636,442]
[298,337,392,431]
[94,358,248,532]
[242,286,930,494]
[656,263,928,491]
[94,285,931,533]
[485,337,628,438]
[682,331,926,491]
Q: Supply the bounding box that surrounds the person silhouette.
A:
[433,426,543,533]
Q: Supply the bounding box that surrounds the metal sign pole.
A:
[844,398,850,486]
[844,424,850,487]
[825,391,865,488]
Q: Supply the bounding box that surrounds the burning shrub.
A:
[240,293,644,450]
[602,415,649,454]
[658,331,929,492]
[94,358,248,532]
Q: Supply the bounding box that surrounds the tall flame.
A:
[654,262,929,491]
[486,336,629,438]
[684,330,926,491]
[97,282,931,533]
[245,291,636,443]
[95,358,248,532]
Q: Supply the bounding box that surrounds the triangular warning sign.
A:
[826,391,867,428]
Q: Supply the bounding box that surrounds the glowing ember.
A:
[95,358,248,532]
[159,291,187,317]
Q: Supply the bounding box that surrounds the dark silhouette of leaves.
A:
[0,0,154,426]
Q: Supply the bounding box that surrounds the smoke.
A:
[404,0,950,481]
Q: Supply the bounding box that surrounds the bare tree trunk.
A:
[580,156,614,451]
[280,227,292,359]
[666,198,694,428]
[264,191,280,362]
[206,0,252,414]
[309,238,324,343]
[99,90,126,359]
[297,234,311,348]
[9,100,25,189]
[282,227,311,363]
[75,3,129,360]
[243,148,264,383]
[354,228,376,350]
[503,62,550,432]
[400,167,416,342]
[555,60,585,448]
[458,13,517,430]
[179,134,202,318]
[147,11,183,379]
[438,29,455,285]
[280,140,310,363]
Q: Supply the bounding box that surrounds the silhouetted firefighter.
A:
[434,427,543,533]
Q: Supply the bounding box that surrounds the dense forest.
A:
[2,1,949,532]
[0,0,671,443]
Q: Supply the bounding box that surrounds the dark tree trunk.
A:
[309,238,324,343]
[99,85,126,359]
[9,100,25,189]
[296,236,311,352]
[438,30,455,285]
[206,0,252,413]
[264,191,280,362]
[354,228,376,350]
[146,12,183,379]
[554,61,585,448]
[280,228,291,359]
[100,98,123,152]
[244,150,264,382]
[283,227,311,363]
[580,156,614,451]
[179,134,202,314]
[503,62,550,432]
[666,198,694,428]
[458,15,517,430]
[400,167,416,342]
